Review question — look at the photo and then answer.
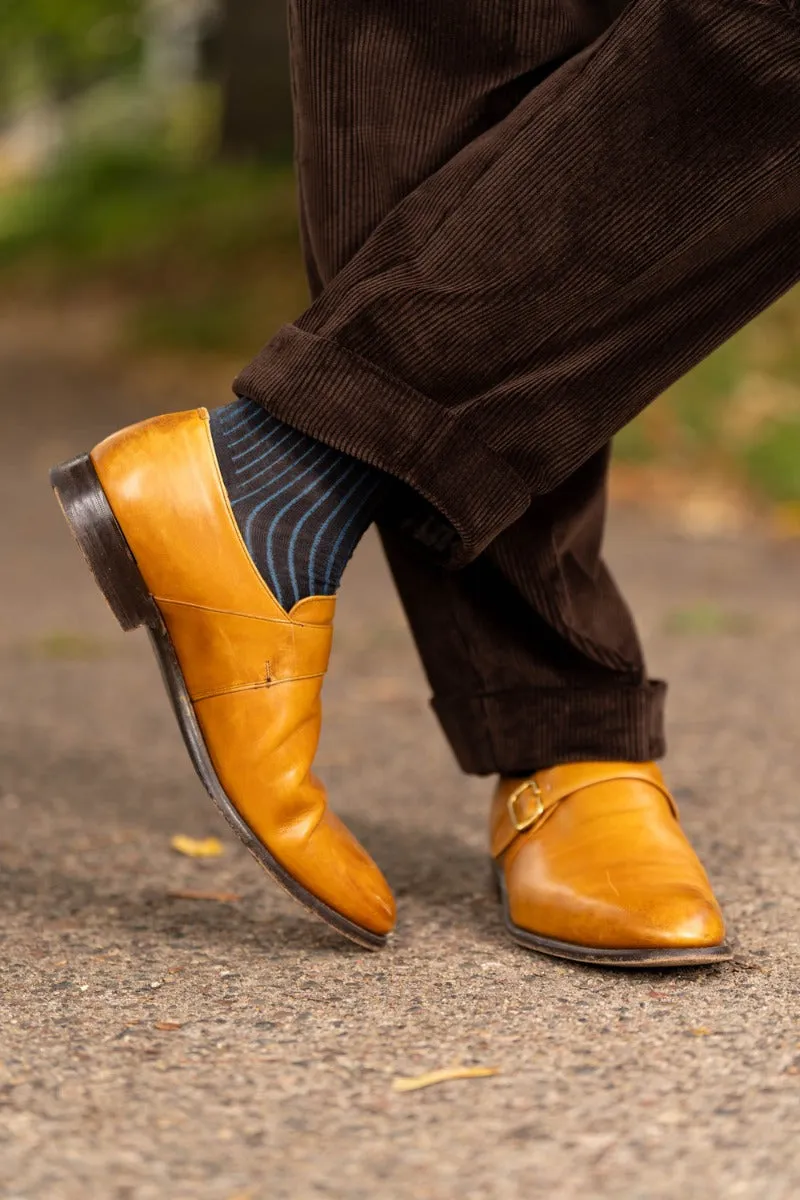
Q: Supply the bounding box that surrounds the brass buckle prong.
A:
[506,778,545,833]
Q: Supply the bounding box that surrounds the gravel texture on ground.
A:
[1,338,798,1199]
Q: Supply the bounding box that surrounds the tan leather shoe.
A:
[491,762,730,967]
[50,409,395,948]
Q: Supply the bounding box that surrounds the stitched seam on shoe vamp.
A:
[154,596,329,630]
[191,673,325,702]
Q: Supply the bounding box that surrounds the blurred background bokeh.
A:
[1,0,799,537]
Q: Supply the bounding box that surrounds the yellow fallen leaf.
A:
[154,1021,183,1031]
[690,1027,712,1037]
[170,835,224,859]
[392,1066,499,1093]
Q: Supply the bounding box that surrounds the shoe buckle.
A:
[506,778,545,833]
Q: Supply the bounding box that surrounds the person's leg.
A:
[256,0,781,963]
[209,0,613,619]
[236,0,800,570]
[383,453,665,776]
[287,0,664,775]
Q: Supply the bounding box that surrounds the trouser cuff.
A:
[234,324,531,566]
[432,681,667,776]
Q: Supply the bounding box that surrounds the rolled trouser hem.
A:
[233,325,531,565]
[432,681,668,776]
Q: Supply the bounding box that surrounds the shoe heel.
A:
[50,453,161,633]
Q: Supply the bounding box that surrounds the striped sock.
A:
[210,398,385,610]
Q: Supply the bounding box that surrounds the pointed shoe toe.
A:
[637,886,726,951]
[302,811,397,936]
[344,865,397,938]
[50,409,395,948]
[491,762,731,967]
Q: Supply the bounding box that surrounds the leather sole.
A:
[493,864,732,968]
[50,453,387,951]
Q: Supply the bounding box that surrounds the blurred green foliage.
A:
[0,146,297,270]
[614,290,800,506]
[0,143,308,354]
[744,417,800,503]
[662,601,757,637]
[0,1,140,104]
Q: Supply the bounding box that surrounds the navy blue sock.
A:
[210,398,384,610]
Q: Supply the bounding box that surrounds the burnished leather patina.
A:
[491,762,728,966]
[81,408,396,944]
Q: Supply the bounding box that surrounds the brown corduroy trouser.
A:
[235,0,800,776]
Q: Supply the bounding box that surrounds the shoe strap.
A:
[491,762,679,860]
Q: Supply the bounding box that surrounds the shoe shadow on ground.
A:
[347,811,494,907]
[0,860,365,955]
[0,810,500,955]
[0,840,735,982]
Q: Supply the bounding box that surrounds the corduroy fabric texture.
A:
[234,0,800,775]
[237,0,800,561]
